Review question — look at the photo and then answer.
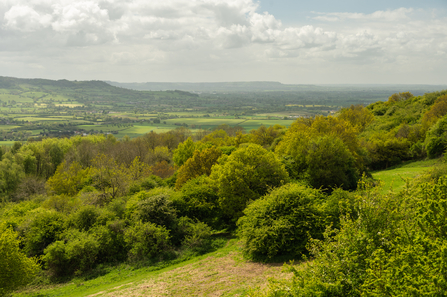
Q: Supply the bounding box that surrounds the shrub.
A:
[21,209,66,257]
[237,183,326,262]
[253,175,447,296]
[132,194,177,230]
[172,175,222,229]
[43,229,100,277]
[211,144,288,222]
[0,226,40,295]
[124,221,171,262]
[68,205,100,231]
[177,217,213,254]
[305,135,359,191]
[90,222,128,263]
[425,115,447,158]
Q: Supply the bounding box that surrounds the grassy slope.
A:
[13,240,290,297]
[371,158,443,193]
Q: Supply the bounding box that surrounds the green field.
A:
[371,158,443,193]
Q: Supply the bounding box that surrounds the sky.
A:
[0,0,446,84]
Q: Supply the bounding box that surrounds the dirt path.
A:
[88,252,290,297]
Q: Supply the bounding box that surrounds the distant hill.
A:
[104,81,316,92]
[105,80,447,95]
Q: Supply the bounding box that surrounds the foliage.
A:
[0,152,25,196]
[46,161,91,196]
[0,225,40,296]
[151,160,176,178]
[253,174,447,296]
[337,104,374,132]
[276,116,365,179]
[172,175,221,229]
[21,209,66,257]
[175,146,222,189]
[425,115,447,158]
[124,221,171,262]
[422,94,447,128]
[387,91,414,103]
[173,137,196,167]
[210,143,288,222]
[90,154,130,200]
[237,183,325,262]
[132,194,177,230]
[177,217,213,254]
[305,135,359,191]
[43,229,101,278]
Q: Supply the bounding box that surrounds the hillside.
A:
[1,88,447,296]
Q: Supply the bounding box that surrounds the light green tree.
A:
[210,144,288,222]
[0,225,40,295]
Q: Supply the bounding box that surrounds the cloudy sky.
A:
[1,0,446,84]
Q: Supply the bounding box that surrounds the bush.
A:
[0,226,40,295]
[425,115,447,158]
[253,175,447,296]
[237,183,326,262]
[124,221,171,262]
[132,194,177,229]
[68,205,100,231]
[21,209,66,257]
[43,229,100,277]
[177,217,213,254]
[305,135,359,191]
[172,175,222,229]
[211,144,288,223]
[90,222,128,263]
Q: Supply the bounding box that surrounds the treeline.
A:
[1,90,447,295]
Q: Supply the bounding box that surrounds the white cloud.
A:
[0,0,446,83]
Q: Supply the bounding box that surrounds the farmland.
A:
[0,76,443,144]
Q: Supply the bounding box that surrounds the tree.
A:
[90,154,130,199]
[305,135,359,191]
[0,152,24,196]
[338,105,374,132]
[46,161,91,196]
[422,94,447,128]
[387,92,413,103]
[276,115,365,180]
[210,144,288,222]
[175,146,222,189]
[0,226,40,295]
[424,115,447,158]
[173,137,196,167]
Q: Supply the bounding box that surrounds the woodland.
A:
[1,87,447,296]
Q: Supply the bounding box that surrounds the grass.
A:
[371,158,443,193]
[13,239,292,297]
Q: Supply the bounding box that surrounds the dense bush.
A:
[211,143,289,222]
[177,217,213,254]
[43,229,100,277]
[132,194,177,230]
[21,209,66,257]
[237,183,326,262]
[0,226,40,295]
[425,115,447,158]
[124,221,171,262]
[172,175,222,229]
[251,175,447,296]
[305,135,359,191]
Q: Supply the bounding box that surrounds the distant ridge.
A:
[105,81,447,93]
[105,81,316,92]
